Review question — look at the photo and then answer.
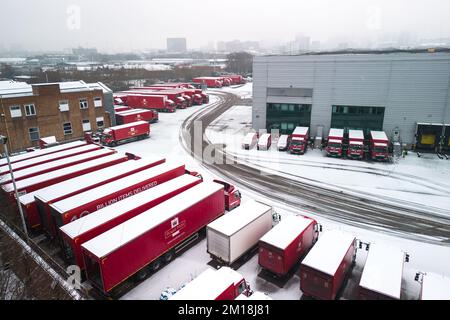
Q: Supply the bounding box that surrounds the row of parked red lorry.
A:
[242,126,391,161]
[192,75,246,88]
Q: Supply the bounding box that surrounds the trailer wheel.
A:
[163,251,175,263]
[133,269,148,282]
[151,259,161,271]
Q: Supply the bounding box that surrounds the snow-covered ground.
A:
[115,84,450,300]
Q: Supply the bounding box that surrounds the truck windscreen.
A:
[373,147,387,153]
[291,140,304,146]
[328,143,341,148]
[350,144,363,150]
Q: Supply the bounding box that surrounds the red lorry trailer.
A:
[99,121,150,147]
[347,130,365,160]
[0,143,100,174]
[122,94,176,113]
[227,75,245,85]
[326,128,344,157]
[358,244,405,300]
[192,77,223,88]
[81,182,225,294]
[114,105,131,113]
[49,162,186,234]
[369,131,390,161]
[212,180,241,211]
[207,200,273,266]
[419,272,450,300]
[258,215,319,277]
[125,89,188,109]
[300,230,356,300]
[289,127,309,155]
[33,157,165,236]
[130,87,196,107]
[0,148,115,187]
[59,174,202,269]
[170,267,251,300]
[0,140,87,168]
[115,109,158,125]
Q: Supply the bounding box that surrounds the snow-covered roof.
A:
[370,131,388,141]
[236,292,273,300]
[277,135,289,144]
[116,109,152,116]
[292,127,309,136]
[0,148,113,185]
[81,182,223,258]
[243,132,257,144]
[170,267,243,300]
[301,230,355,276]
[0,144,99,174]
[50,162,184,214]
[0,140,86,166]
[258,133,271,144]
[359,244,405,299]
[32,158,163,202]
[60,174,201,238]
[349,130,364,139]
[108,121,148,131]
[9,153,126,193]
[349,141,364,145]
[39,136,57,144]
[207,200,272,236]
[329,128,344,138]
[259,215,314,250]
[292,137,305,141]
[421,272,450,300]
[328,139,342,144]
[373,142,388,147]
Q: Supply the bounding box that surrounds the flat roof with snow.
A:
[374,142,388,147]
[170,267,243,300]
[328,139,342,144]
[301,230,355,276]
[60,174,201,239]
[292,127,309,136]
[0,140,86,166]
[207,200,272,237]
[116,109,152,116]
[259,215,314,250]
[421,272,450,300]
[107,121,148,131]
[359,244,405,299]
[349,130,364,140]
[16,154,127,203]
[82,182,223,258]
[329,128,344,138]
[258,133,271,144]
[50,162,183,214]
[33,158,164,203]
[370,131,388,141]
[243,132,257,144]
[0,144,99,173]
[0,148,113,184]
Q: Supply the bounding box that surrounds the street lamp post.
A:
[0,135,29,240]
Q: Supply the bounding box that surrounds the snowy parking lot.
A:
[114,84,450,300]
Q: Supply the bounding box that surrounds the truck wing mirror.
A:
[405,254,410,263]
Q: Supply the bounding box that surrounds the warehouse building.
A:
[252,50,450,151]
[0,80,114,153]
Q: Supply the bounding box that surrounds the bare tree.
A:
[226,52,253,75]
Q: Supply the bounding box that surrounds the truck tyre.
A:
[151,259,161,271]
[134,269,148,282]
[163,251,175,263]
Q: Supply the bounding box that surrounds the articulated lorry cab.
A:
[369,131,390,161]
[326,128,344,157]
[289,127,309,155]
[96,121,150,147]
[213,179,241,211]
[347,130,365,160]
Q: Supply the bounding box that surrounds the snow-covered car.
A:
[159,287,177,300]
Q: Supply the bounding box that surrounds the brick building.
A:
[0,80,114,153]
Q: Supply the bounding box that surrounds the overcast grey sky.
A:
[1,0,450,52]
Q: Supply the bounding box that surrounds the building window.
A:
[28,127,40,141]
[96,116,105,128]
[10,105,22,118]
[94,97,102,108]
[25,104,36,116]
[82,119,91,132]
[79,98,88,109]
[63,122,73,135]
[59,100,69,112]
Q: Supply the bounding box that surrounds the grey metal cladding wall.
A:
[252,60,268,130]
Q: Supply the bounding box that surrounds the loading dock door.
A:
[415,123,445,151]
[444,125,450,151]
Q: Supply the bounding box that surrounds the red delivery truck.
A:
[125,90,188,109]
[0,148,115,187]
[212,179,241,211]
[143,88,194,107]
[227,75,245,85]
[114,105,130,113]
[289,127,309,155]
[33,157,165,236]
[81,182,226,294]
[170,267,251,300]
[369,131,390,161]
[258,215,319,277]
[326,128,344,157]
[115,109,158,125]
[0,143,101,174]
[0,140,87,168]
[207,200,273,266]
[192,77,223,88]
[99,121,150,147]
[60,174,202,269]
[300,230,356,300]
[16,154,129,230]
[359,244,406,300]
[347,130,365,160]
[419,272,450,300]
[49,162,186,234]
[122,94,176,113]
